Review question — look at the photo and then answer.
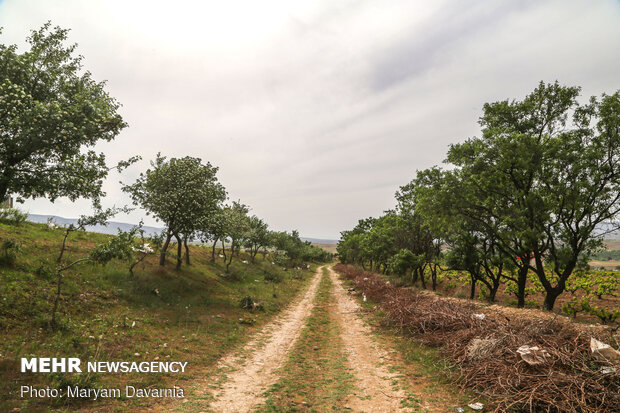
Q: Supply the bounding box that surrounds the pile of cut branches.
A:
[334,264,620,413]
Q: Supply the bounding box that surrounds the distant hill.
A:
[27,214,164,237]
[302,237,338,245]
[27,214,338,244]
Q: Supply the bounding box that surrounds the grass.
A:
[259,267,354,412]
[0,221,317,412]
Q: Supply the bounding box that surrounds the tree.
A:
[56,205,131,263]
[387,248,423,280]
[244,216,269,262]
[0,23,129,203]
[222,201,249,272]
[201,206,228,262]
[448,82,620,310]
[411,168,513,301]
[123,154,226,269]
[51,225,137,328]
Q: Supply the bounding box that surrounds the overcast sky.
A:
[1,0,619,239]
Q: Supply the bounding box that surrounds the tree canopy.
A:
[123,153,226,267]
[339,81,620,311]
[0,23,128,203]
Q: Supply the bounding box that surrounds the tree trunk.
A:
[211,237,218,262]
[0,170,12,203]
[419,267,427,289]
[516,266,528,308]
[175,235,182,270]
[221,239,227,262]
[469,275,476,299]
[159,232,172,266]
[430,265,438,291]
[543,287,562,311]
[57,229,71,263]
[488,280,499,302]
[412,268,419,284]
[50,271,64,328]
[226,241,234,272]
[184,237,190,265]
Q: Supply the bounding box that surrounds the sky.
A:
[1,0,619,239]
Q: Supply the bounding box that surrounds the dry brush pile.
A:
[334,264,620,413]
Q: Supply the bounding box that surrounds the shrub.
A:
[562,296,590,318]
[35,261,56,280]
[239,295,264,311]
[586,305,620,324]
[0,208,28,226]
[0,239,21,266]
[265,271,285,283]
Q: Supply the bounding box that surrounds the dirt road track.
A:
[209,265,413,412]
[328,266,408,411]
[208,266,323,412]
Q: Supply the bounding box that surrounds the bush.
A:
[264,271,284,283]
[239,295,264,311]
[586,305,620,324]
[0,208,27,226]
[35,261,56,280]
[0,239,21,266]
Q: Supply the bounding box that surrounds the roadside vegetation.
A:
[338,81,620,324]
[0,221,323,411]
[335,264,620,413]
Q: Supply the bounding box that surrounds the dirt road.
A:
[208,266,324,412]
[328,266,408,411]
[206,265,431,412]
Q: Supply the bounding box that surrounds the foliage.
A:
[0,208,27,226]
[0,239,20,266]
[123,153,226,268]
[339,81,620,311]
[0,23,131,203]
[387,249,422,277]
[57,205,131,263]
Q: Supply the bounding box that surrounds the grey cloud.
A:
[1,0,619,239]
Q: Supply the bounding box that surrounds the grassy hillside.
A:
[0,221,317,412]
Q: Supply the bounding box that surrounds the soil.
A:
[187,265,463,412]
[207,266,323,412]
[328,266,408,411]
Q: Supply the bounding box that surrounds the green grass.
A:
[259,267,354,412]
[0,221,316,412]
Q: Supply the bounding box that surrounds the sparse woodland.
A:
[2,22,619,413]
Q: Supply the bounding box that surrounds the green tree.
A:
[123,154,226,269]
[0,23,129,203]
[447,82,620,310]
[244,216,269,262]
[222,201,250,272]
[387,248,423,279]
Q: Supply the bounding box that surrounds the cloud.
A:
[1,0,619,238]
